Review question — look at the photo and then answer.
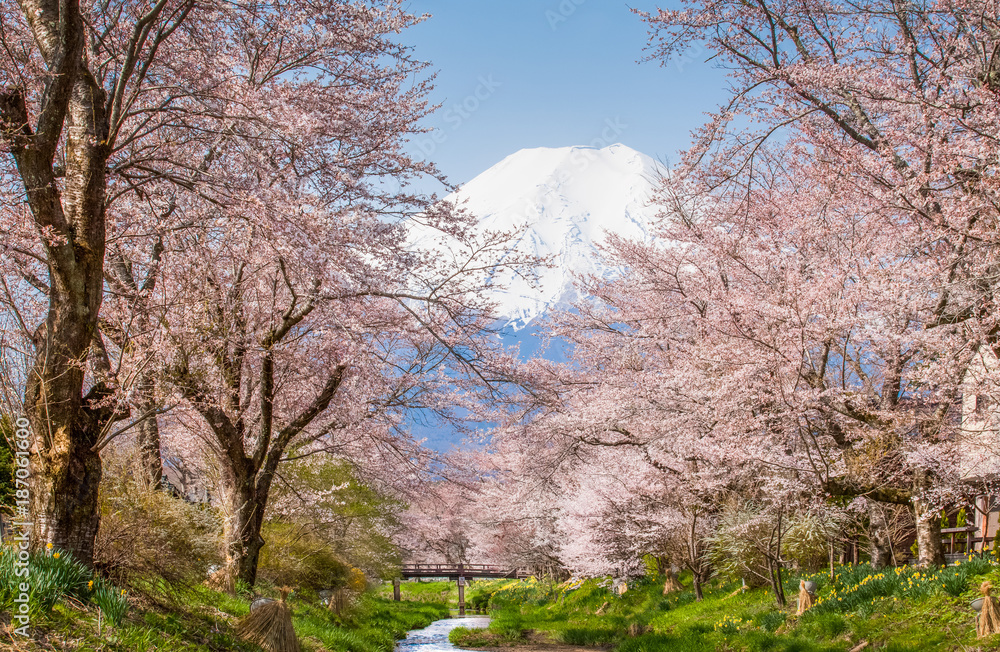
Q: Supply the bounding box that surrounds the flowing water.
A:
[396,616,490,652]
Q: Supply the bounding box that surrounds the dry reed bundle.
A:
[237,587,300,652]
[796,580,814,616]
[663,572,683,594]
[978,581,1000,638]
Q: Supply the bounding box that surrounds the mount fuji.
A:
[445,143,666,328]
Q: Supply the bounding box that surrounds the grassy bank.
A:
[3,581,448,651]
[450,557,1000,651]
[374,579,461,605]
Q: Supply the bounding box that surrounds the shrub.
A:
[257,520,352,590]
[782,512,839,572]
[96,446,222,592]
[705,503,777,587]
[960,555,992,576]
[714,614,749,635]
[0,417,14,514]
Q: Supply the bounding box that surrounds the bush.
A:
[96,447,222,592]
[705,503,777,587]
[0,417,14,514]
[782,512,839,572]
[940,566,968,597]
[257,520,353,591]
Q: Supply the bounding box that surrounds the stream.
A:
[396,616,490,652]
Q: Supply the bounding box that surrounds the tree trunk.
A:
[25,390,103,566]
[134,374,163,488]
[222,476,267,587]
[686,510,704,601]
[913,498,945,567]
[868,504,893,568]
[11,64,113,566]
[770,560,786,606]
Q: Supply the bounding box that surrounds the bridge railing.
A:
[399,563,528,577]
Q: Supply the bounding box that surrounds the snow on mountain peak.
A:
[411,144,666,329]
[460,144,665,327]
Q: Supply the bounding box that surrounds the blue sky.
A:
[402,1,732,450]
[406,0,732,190]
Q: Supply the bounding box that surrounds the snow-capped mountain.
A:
[449,143,665,328]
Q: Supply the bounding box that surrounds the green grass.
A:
[4,578,449,651]
[374,578,461,605]
[450,554,1000,651]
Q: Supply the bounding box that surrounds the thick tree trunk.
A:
[25,376,103,566]
[912,469,945,567]
[12,67,112,566]
[222,474,268,587]
[913,498,945,567]
[868,504,893,568]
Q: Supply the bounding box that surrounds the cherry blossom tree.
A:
[0,0,440,566]
[636,0,1000,566]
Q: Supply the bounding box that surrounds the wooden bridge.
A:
[400,563,530,581]
[394,564,530,614]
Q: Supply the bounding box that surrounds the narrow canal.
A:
[396,616,490,652]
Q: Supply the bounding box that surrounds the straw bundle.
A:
[978,581,1000,638]
[237,587,300,652]
[796,580,815,616]
[663,572,683,595]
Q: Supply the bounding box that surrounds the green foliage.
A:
[807,557,993,615]
[463,562,1000,652]
[96,448,222,591]
[643,554,662,578]
[0,545,93,615]
[268,458,403,580]
[90,579,130,627]
[781,512,839,572]
[376,579,458,605]
[295,591,449,652]
[961,555,992,575]
[9,571,449,651]
[0,417,15,514]
[754,610,786,632]
[489,605,529,639]
[257,520,352,591]
[941,566,969,597]
[554,626,618,645]
[705,503,775,586]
